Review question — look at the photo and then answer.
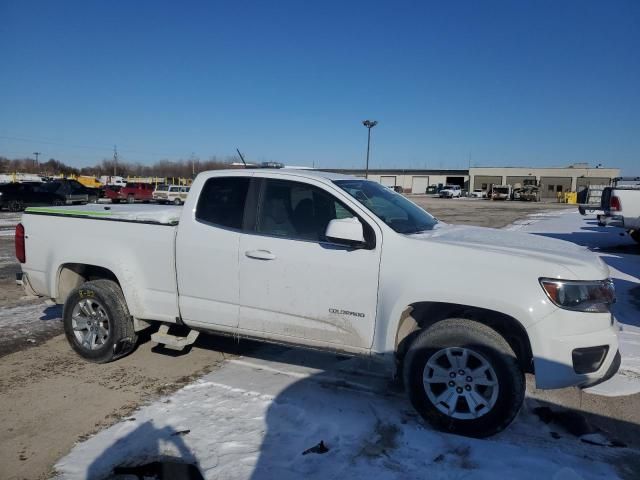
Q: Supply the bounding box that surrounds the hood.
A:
[409,224,609,280]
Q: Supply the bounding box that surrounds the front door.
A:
[238,177,381,350]
[176,175,251,329]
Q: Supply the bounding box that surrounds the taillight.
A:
[15,223,26,263]
[610,195,621,212]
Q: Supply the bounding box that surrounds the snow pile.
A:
[55,353,621,480]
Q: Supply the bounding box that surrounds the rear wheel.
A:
[63,279,138,363]
[7,200,24,212]
[403,318,525,437]
[173,198,182,205]
[53,199,64,206]
[127,195,135,204]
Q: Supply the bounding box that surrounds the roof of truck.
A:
[204,168,358,182]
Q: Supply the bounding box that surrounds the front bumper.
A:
[528,308,620,389]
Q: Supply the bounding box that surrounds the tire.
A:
[403,318,525,438]
[173,198,182,206]
[8,200,24,212]
[63,279,138,363]
[630,230,640,244]
[127,195,135,204]
[112,199,120,204]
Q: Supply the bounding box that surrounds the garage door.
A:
[473,176,502,190]
[576,177,611,189]
[380,176,397,187]
[410,176,429,194]
[506,176,537,188]
[539,177,572,199]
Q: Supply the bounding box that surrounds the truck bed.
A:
[21,204,181,323]
[25,204,182,225]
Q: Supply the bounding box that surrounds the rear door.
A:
[176,174,252,329]
[238,176,382,350]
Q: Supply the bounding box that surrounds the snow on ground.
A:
[56,351,623,480]
[0,302,62,356]
[54,208,639,480]
[508,209,640,396]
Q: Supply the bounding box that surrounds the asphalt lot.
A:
[1,198,638,479]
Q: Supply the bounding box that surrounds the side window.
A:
[196,177,250,230]
[257,179,356,242]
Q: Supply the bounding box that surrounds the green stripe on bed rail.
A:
[24,207,120,217]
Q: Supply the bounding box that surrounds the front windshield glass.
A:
[334,179,438,234]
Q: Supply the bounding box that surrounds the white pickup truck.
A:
[601,182,640,243]
[15,169,620,437]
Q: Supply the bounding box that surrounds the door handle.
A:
[245,249,276,261]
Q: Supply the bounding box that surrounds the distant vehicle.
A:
[76,176,103,189]
[99,176,127,187]
[490,185,512,201]
[0,182,75,211]
[512,185,539,202]
[438,185,462,198]
[153,185,190,205]
[600,179,640,243]
[113,182,154,204]
[37,180,89,205]
[470,189,486,198]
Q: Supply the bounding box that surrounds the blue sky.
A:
[1,0,638,173]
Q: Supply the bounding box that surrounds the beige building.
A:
[469,165,619,199]
[327,164,620,198]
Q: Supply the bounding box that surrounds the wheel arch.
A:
[394,301,533,374]
[56,263,121,305]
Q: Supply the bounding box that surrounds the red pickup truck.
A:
[109,182,154,203]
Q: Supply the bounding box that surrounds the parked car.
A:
[438,185,462,198]
[0,181,79,211]
[490,185,512,200]
[153,185,190,205]
[469,189,486,198]
[113,182,154,203]
[600,182,640,243]
[36,180,89,205]
[17,169,619,438]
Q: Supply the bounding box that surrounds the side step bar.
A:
[151,324,200,351]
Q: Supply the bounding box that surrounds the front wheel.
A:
[63,279,138,363]
[403,318,525,438]
[630,230,640,244]
[127,195,135,204]
[173,198,182,205]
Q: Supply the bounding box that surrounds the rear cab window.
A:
[196,176,251,230]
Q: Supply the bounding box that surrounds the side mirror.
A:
[325,217,365,246]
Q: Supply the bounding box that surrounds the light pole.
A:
[33,152,41,170]
[362,120,378,179]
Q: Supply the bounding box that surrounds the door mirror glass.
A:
[325,217,365,246]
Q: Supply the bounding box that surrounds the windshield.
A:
[334,179,438,234]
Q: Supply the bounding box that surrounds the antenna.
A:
[236,148,247,166]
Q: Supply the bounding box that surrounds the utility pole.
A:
[33,152,41,169]
[113,145,118,176]
[362,120,378,179]
[190,152,196,177]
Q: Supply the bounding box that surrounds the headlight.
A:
[539,278,615,313]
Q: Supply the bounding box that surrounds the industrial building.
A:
[328,164,620,199]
